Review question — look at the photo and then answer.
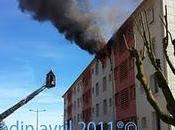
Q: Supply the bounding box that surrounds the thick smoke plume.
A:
[18,0,142,54]
[18,0,105,54]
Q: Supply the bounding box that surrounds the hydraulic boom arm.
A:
[0,70,56,122]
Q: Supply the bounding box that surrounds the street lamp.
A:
[29,109,46,130]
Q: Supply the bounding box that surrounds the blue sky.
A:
[0,0,141,128]
[0,0,93,127]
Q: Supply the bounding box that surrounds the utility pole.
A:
[29,109,46,130]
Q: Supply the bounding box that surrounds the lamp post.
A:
[29,109,46,130]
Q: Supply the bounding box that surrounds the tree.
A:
[123,6,175,126]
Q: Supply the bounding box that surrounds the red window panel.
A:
[120,89,129,110]
[117,24,134,55]
[82,70,91,87]
[82,89,91,104]
[91,68,94,74]
[119,60,128,81]
[83,77,89,87]
[67,104,72,116]
[82,107,91,122]
[117,36,126,54]
[124,21,134,47]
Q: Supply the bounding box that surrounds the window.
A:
[74,87,76,94]
[152,112,161,130]
[77,85,80,93]
[141,117,147,128]
[92,68,94,74]
[77,114,80,122]
[96,104,99,117]
[74,116,77,124]
[102,59,107,69]
[77,98,80,107]
[74,101,76,110]
[96,83,99,96]
[147,7,154,24]
[103,99,107,115]
[92,107,94,114]
[64,99,66,105]
[150,74,159,93]
[103,76,107,92]
[109,98,112,107]
[92,87,94,94]
[95,61,99,75]
[109,74,112,81]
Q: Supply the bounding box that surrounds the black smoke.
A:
[18,0,105,54]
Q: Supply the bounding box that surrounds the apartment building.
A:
[63,53,115,130]
[63,0,175,130]
[63,61,93,130]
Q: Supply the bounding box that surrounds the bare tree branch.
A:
[159,6,175,75]
[123,36,175,125]
[139,12,159,70]
[134,9,175,119]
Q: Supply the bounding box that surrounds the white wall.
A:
[91,58,115,125]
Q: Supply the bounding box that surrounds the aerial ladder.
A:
[0,70,56,128]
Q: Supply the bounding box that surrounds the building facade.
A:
[63,0,175,130]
